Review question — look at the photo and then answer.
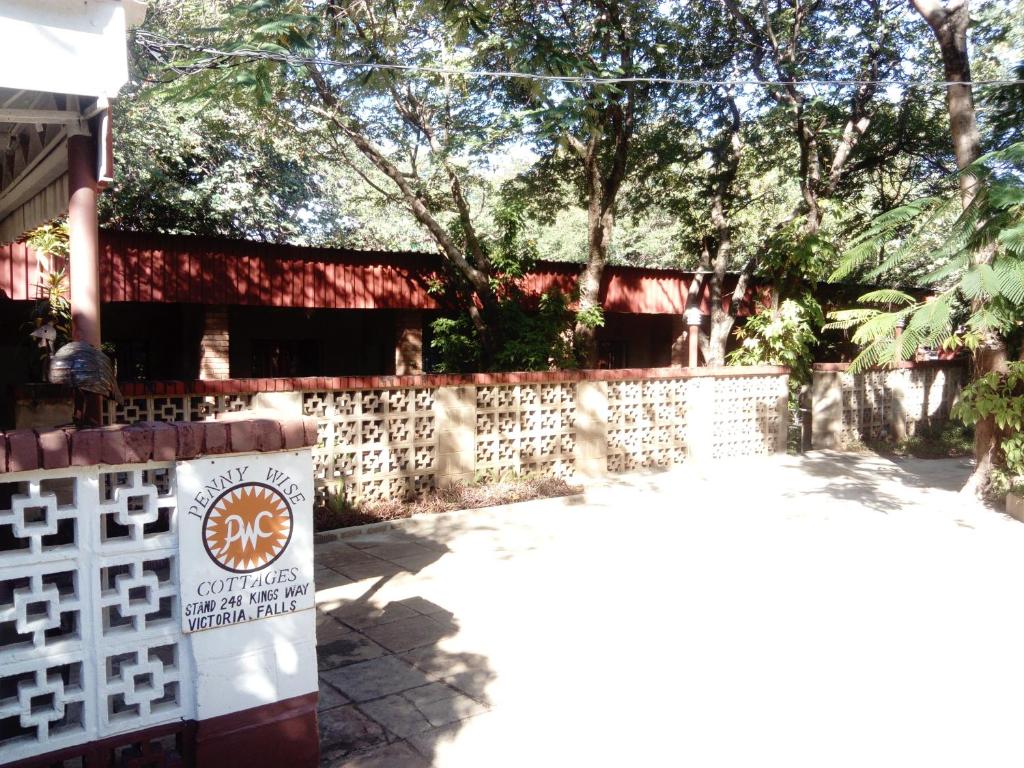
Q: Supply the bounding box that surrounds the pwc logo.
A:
[202,483,293,573]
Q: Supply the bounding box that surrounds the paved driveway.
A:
[313,452,1024,767]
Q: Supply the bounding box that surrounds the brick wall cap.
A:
[812,359,967,372]
[120,365,790,397]
[0,417,317,475]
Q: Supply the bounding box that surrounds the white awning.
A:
[0,0,146,98]
[0,0,145,243]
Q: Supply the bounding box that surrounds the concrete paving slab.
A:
[319,678,351,711]
[315,453,1024,767]
[318,633,389,671]
[322,656,434,703]
[332,561,407,581]
[327,602,420,630]
[330,741,430,768]
[319,704,388,755]
[358,694,434,738]
[360,614,453,654]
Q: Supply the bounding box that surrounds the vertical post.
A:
[887,368,909,442]
[684,308,704,368]
[434,385,476,487]
[573,381,608,478]
[684,376,715,463]
[68,128,102,425]
[670,316,686,367]
[810,369,843,449]
[68,131,100,346]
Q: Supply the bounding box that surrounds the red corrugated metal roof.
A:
[1,231,759,314]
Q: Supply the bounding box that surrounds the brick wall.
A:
[199,306,230,380]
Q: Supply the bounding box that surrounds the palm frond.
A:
[857,289,916,306]
[851,310,908,346]
[822,308,880,332]
[919,252,972,285]
[829,197,945,282]
[994,258,1024,304]
[999,223,1024,256]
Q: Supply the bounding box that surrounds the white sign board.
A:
[176,450,316,633]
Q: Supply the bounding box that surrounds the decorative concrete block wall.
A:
[811,361,966,449]
[302,387,438,504]
[98,367,790,507]
[0,418,319,767]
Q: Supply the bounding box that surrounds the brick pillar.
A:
[434,385,476,487]
[670,316,687,367]
[887,368,909,441]
[395,310,424,375]
[573,381,608,478]
[684,376,716,463]
[810,370,843,449]
[199,306,231,380]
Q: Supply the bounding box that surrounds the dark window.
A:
[251,339,320,378]
[108,340,150,381]
[597,340,626,369]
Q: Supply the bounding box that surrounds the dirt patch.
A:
[315,475,582,531]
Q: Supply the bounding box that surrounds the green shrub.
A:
[953,362,1024,494]
[728,296,823,401]
[430,290,581,373]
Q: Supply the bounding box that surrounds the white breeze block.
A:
[0,451,318,765]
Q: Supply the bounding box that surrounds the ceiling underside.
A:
[0,89,97,243]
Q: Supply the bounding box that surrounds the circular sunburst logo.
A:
[202,483,293,573]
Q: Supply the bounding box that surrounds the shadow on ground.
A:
[792,451,974,511]
[587,450,975,517]
[314,529,494,767]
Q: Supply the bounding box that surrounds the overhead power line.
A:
[137,31,1024,90]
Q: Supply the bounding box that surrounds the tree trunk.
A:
[703,98,743,366]
[576,203,613,367]
[911,0,1005,496]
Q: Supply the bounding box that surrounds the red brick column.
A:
[395,310,424,375]
[199,306,231,380]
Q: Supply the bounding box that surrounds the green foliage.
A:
[429,315,483,374]
[865,421,975,460]
[430,291,580,373]
[954,362,1024,493]
[574,305,606,330]
[826,143,1024,372]
[953,363,1024,435]
[728,297,822,397]
[25,222,70,262]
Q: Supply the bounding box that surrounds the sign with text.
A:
[177,449,315,633]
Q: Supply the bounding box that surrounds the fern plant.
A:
[825,142,1024,371]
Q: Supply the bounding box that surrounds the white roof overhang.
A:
[0,0,146,244]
